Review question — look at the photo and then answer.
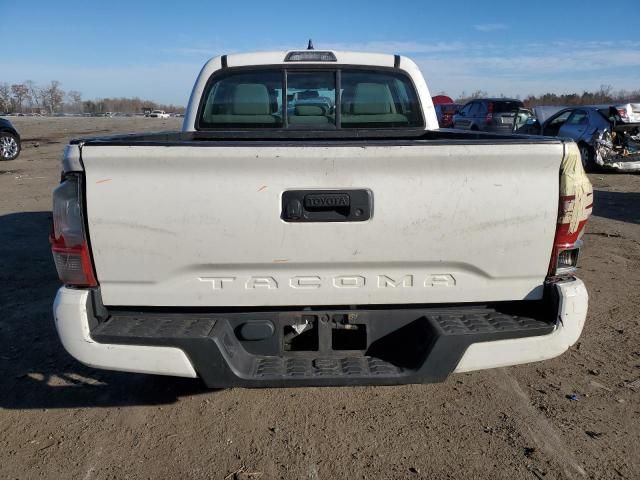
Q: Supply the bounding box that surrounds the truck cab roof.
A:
[218,50,398,68]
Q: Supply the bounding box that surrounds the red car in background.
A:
[432,96,460,128]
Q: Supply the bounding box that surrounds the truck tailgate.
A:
[81,142,562,307]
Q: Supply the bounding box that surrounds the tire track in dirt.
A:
[492,369,588,479]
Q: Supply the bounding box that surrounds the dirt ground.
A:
[0,117,638,480]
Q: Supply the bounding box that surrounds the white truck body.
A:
[149,110,170,118]
[52,50,592,388]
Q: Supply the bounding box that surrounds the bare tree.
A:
[41,80,65,114]
[24,80,42,112]
[11,84,29,112]
[82,100,96,114]
[67,90,82,104]
[0,83,11,112]
[66,90,82,112]
[4,79,186,115]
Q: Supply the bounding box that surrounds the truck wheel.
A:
[0,132,20,161]
[578,144,596,172]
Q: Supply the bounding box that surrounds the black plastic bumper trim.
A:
[90,302,555,388]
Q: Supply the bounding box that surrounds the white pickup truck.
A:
[52,49,593,388]
[149,110,170,119]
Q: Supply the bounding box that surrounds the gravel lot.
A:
[0,117,638,480]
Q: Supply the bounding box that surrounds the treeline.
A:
[0,80,185,114]
[0,81,69,115]
[81,97,185,115]
[523,85,640,107]
[455,85,640,107]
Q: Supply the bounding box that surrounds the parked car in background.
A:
[0,117,21,161]
[149,110,170,118]
[434,103,460,128]
[512,106,569,134]
[529,106,566,124]
[453,98,524,133]
[615,103,640,123]
[524,106,640,172]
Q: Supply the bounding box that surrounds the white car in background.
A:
[149,110,170,118]
[615,103,640,123]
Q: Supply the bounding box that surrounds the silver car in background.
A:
[453,98,524,133]
[524,105,640,172]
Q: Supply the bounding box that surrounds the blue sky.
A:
[3,0,640,104]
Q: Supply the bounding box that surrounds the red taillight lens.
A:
[549,144,593,276]
[617,108,628,120]
[50,175,97,287]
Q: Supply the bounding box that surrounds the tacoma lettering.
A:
[199,274,454,290]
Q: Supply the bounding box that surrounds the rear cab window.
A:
[197,67,424,130]
[199,70,284,128]
[340,70,422,128]
[287,71,336,126]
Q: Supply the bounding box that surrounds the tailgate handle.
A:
[281,190,371,222]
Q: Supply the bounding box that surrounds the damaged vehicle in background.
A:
[615,103,640,123]
[523,106,640,172]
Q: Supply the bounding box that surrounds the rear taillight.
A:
[549,143,593,277]
[485,102,494,124]
[50,175,97,287]
[617,108,628,121]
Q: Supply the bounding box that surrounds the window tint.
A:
[199,70,283,128]
[566,110,589,125]
[197,68,424,129]
[492,101,523,113]
[469,102,483,116]
[548,110,572,126]
[287,71,336,127]
[340,70,423,128]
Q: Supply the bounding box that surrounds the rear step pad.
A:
[91,307,555,387]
